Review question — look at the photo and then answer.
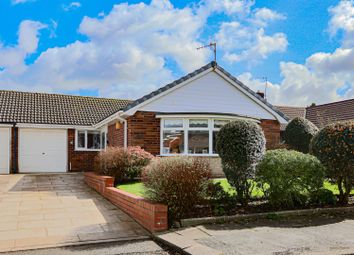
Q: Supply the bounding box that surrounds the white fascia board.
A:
[214,69,288,124]
[156,114,261,123]
[15,123,94,130]
[122,68,214,117]
[0,124,14,128]
[94,111,126,129]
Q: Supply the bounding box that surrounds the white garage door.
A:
[0,128,10,174]
[19,129,67,173]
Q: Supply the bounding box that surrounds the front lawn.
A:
[117,178,354,198]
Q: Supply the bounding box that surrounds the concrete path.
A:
[158,213,354,255]
[0,173,149,253]
[6,240,172,255]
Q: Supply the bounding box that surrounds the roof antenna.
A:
[197,42,217,64]
[262,76,268,100]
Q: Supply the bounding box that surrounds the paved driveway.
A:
[0,173,149,253]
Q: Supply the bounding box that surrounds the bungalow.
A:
[0,62,288,176]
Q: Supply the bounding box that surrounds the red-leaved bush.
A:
[94,146,154,183]
[142,156,211,221]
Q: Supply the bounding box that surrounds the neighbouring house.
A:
[275,99,354,140]
[0,62,288,176]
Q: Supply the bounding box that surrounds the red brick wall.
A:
[84,172,168,232]
[107,123,124,147]
[127,111,160,155]
[260,119,281,149]
[67,129,99,172]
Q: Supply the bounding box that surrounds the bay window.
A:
[161,118,231,156]
[76,130,106,151]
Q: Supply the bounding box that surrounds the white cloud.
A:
[0,20,46,75]
[252,8,286,27]
[11,0,35,5]
[5,0,352,108]
[328,0,354,46]
[0,0,211,98]
[217,14,288,64]
[62,2,82,12]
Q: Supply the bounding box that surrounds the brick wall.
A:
[127,111,160,155]
[67,129,99,172]
[84,172,168,232]
[107,123,124,147]
[260,119,281,149]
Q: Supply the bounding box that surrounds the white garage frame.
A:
[0,126,11,174]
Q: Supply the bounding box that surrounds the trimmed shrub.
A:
[310,121,354,204]
[285,117,319,153]
[256,149,326,208]
[216,120,266,205]
[142,156,211,221]
[309,189,336,206]
[94,146,154,183]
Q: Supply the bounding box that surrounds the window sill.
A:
[75,148,102,152]
[160,154,219,157]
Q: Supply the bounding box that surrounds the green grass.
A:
[117,179,354,198]
[117,181,147,197]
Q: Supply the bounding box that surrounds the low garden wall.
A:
[84,172,168,232]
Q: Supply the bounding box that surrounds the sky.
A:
[0,0,353,106]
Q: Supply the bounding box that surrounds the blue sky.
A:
[0,0,353,106]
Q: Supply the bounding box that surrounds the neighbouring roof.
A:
[0,90,132,126]
[124,61,289,123]
[275,106,307,130]
[305,98,354,127]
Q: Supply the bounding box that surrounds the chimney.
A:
[256,90,265,98]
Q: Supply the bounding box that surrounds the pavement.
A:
[5,240,173,255]
[158,213,354,255]
[0,173,149,253]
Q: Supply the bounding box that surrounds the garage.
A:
[0,128,10,174]
[19,129,67,173]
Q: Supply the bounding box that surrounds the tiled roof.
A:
[0,90,132,126]
[275,106,306,130]
[305,98,354,127]
[124,61,289,122]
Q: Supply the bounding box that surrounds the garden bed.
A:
[117,178,354,219]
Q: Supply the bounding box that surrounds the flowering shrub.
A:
[310,121,354,204]
[216,120,266,206]
[94,146,154,183]
[285,117,318,153]
[256,149,325,208]
[142,156,211,221]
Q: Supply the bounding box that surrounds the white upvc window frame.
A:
[75,127,107,151]
[160,117,234,156]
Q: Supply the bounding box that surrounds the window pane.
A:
[87,132,101,149]
[188,131,209,154]
[101,132,106,149]
[77,131,85,148]
[214,119,230,128]
[162,130,184,154]
[189,119,208,128]
[212,131,219,154]
[164,119,183,128]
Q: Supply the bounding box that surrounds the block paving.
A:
[0,173,149,253]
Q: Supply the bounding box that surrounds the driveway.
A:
[0,173,149,253]
[159,212,354,255]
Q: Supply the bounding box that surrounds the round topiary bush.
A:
[256,149,326,208]
[216,119,266,205]
[285,117,318,153]
[310,120,354,204]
